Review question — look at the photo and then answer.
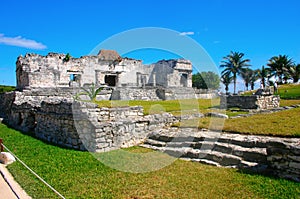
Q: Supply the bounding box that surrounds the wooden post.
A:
[0,138,3,152]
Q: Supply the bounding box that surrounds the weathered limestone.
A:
[267,141,300,182]
[0,152,16,165]
[16,51,193,91]
[0,91,178,152]
[220,95,280,109]
[142,128,300,182]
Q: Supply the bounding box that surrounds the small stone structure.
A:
[220,89,280,109]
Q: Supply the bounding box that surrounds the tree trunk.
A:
[225,85,229,94]
[251,83,254,90]
[233,76,236,94]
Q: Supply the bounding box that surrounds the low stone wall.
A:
[111,87,161,100]
[220,95,280,109]
[267,141,300,182]
[0,91,178,152]
[110,87,218,100]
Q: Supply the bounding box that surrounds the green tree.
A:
[249,69,260,90]
[240,68,254,91]
[267,55,294,84]
[220,51,251,94]
[287,64,300,83]
[257,66,270,88]
[192,71,220,90]
[220,73,233,94]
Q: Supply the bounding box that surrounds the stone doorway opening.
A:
[105,75,117,86]
[180,73,188,87]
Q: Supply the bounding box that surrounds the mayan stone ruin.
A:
[1,49,196,152]
[16,49,195,100]
[0,50,299,182]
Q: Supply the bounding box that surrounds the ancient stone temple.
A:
[16,50,193,100]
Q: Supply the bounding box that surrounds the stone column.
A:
[152,72,156,87]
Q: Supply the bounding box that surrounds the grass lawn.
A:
[223,107,300,137]
[0,85,15,93]
[176,107,300,137]
[97,98,220,115]
[278,83,300,99]
[280,99,300,107]
[0,123,299,198]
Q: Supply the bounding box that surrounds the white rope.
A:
[1,143,66,199]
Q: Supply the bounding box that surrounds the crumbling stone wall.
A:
[267,141,300,182]
[0,91,178,152]
[220,95,280,109]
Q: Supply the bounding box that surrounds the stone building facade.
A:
[16,50,192,91]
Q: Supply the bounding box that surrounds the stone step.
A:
[181,157,221,167]
[144,145,244,167]
[145,138,267,159]
[183,149,243,167]
[147,132,269,149]
[213,142,267,163]
[143,139,167,147]
[142,139,264,166]
[143,143,262,169]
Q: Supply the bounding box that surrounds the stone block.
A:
[289,162,300,169]
[0,152,16,165]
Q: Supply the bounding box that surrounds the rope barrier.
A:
[0,143,66,199]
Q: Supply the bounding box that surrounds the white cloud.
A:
[0,33,47,50]
[213,40,221,44]
[179,31,194,36]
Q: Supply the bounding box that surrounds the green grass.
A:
[189,107,300,137]
[278,84,300,99]
[0,85,15,93]
[223,107,300,137]
[97,98,220,115]
[0,124,299,199]
[280,99,300,107]
[173,105,300,137]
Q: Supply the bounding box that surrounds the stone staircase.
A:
[141,128,269,171]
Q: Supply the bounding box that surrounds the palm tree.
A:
[249,69,260,90]
[257,65,270,88]
[287,64,300,83]
[220,51,251,94]
[240,68,253,91]
[267,55,294,84]
[220,73,233,95]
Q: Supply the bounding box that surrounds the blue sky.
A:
[1,0,300,91]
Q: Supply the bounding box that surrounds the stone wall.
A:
[111,87,161,100]
[0,91,178,152]
[220,95,280,109]
[267,141,300,182]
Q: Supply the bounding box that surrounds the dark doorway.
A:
[180,73,188,87]
[105,75,117,86]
